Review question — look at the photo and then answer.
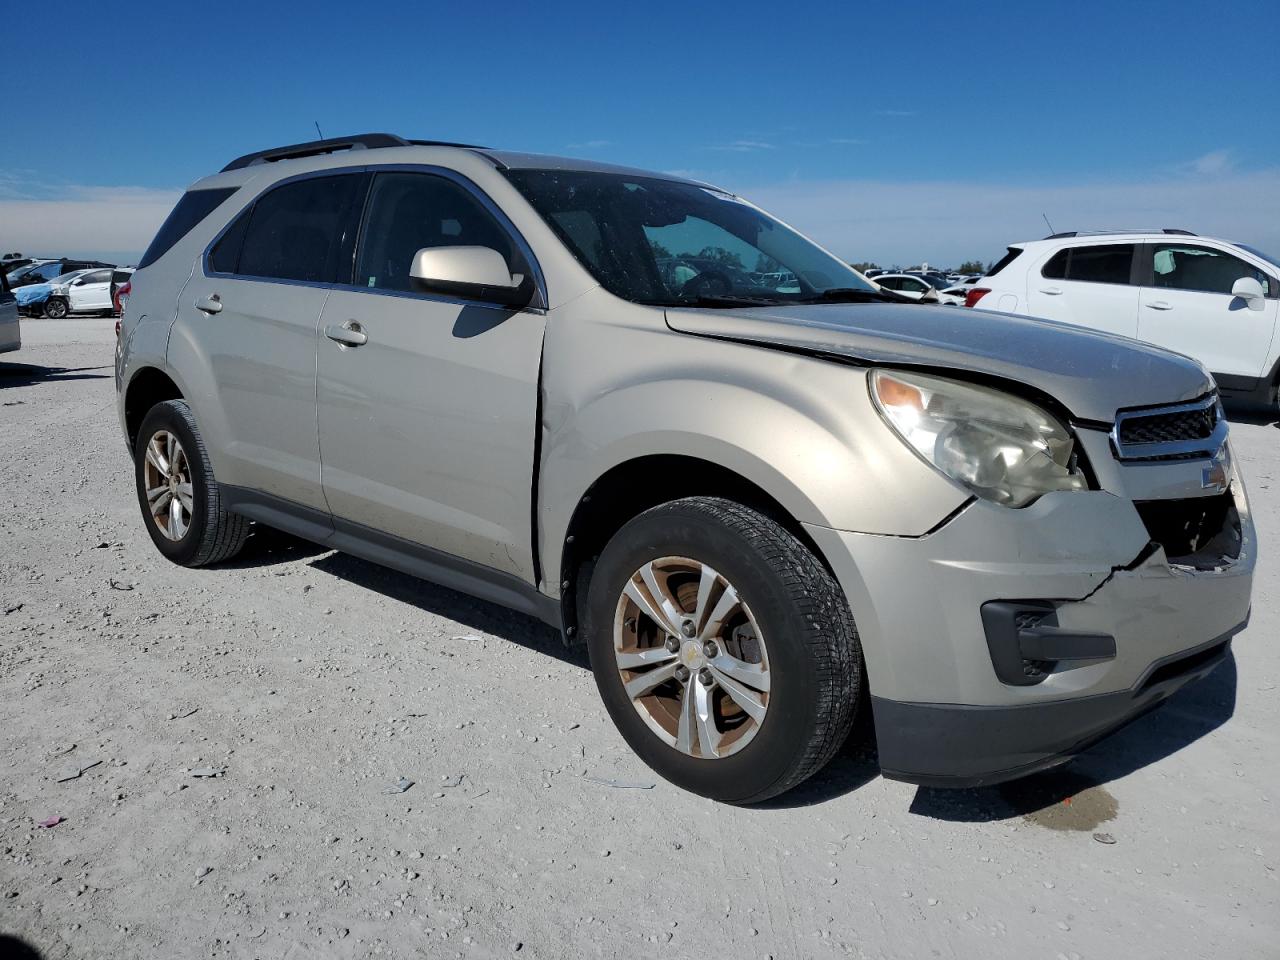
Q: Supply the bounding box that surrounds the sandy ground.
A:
[1,317,1277,960]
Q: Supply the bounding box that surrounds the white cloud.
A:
[1190,149,1234,176]
[708,140,775,152]
[736,168,1280,267]
[566,139,612,150]
[0,174,180,262]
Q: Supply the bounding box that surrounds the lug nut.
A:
[680,621,696,637]
[698,669,713,686]
[702,641,719,659]
[674,665,690,683]
[665,636,680,653]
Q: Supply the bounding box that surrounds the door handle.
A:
[1039,287,1064,296]
[195,294,223,314]
[325,321,368,347]
[1146,300,1173,311]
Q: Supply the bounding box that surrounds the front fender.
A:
[536,294,967,594]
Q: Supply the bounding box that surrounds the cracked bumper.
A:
[805,474,1255,787]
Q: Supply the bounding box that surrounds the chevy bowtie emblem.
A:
[1202,456,1230,493]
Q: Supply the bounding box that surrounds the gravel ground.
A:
[1,317,1277,960]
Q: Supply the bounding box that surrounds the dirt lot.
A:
[1,318,1277,960]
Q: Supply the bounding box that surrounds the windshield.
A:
[50,271,84,285]
[914,274,950,290]
[1237,243,1280,272]
[9,262,54,282]
[503,170,877,306]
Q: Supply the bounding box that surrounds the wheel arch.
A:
[554,452,834,645]
[124,366,184,452]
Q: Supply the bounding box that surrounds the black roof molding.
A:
[221,134,488,172]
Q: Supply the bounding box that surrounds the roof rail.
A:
[222,134,409,172]
[221,134,492,172]
[1043,228,1197,240]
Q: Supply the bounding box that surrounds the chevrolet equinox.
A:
[116,134,1255,802]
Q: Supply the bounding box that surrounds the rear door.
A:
[1136,242,1279,379]
[315,169,547,580]
[1024,242,1140,337]
[180,172,365,511]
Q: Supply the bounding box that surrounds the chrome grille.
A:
[1111,395,1226,461]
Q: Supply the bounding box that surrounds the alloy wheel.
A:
[613,556,770,759]
[142,430,194,541]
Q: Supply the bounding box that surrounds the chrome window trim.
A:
[1110,394,1227,461]
[201,163,548,312]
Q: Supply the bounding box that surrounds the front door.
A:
[1024,242,1140,337]
[68,270,113,312]
[316,171,547,580]
[1137,242,1279,380]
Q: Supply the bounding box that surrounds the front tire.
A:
[134,400,250,566]
[585,497,863,803]
[44,298,68,319]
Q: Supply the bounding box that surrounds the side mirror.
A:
[409,246,532,309]
[1231,276,1266,311]
[919,286,940,303]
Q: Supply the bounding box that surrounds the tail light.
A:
[114,280,131,338]
[964,287,991,308]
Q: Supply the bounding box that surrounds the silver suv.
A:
[117,134,1255,802]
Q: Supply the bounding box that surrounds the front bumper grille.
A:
[1111,394,1226,461]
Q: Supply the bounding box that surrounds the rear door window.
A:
[1041,244,1135,285]
[1151,243,1275,297]
[237,175,364,284]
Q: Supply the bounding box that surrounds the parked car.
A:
[0,267,18,353]
[16,268,113,318]
[1,256,38,274]
[5,259,59,287]
[15,269,92,316]
[118,134,1253,802]
[7,258,113,288]
[969,230,1280,406]
[874,272,963,304]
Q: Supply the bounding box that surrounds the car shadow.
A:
[306,549,586,670]
[0,935,44,959]
[907,652,1237,823]
[0,362,111,387]
[759,653,1236,813]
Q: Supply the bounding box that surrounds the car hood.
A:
[665,302,1213,423]
[15,283,52,305]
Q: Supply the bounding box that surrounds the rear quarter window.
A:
[137,187,239,270]
[985,247,1022,277]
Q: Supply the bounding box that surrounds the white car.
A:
[969,230,1280,405]
[43,268,120,318]
[873,273,964,304]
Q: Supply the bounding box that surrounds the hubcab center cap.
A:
[679,640,705,670]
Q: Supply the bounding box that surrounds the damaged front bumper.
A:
[805,454,1255,788]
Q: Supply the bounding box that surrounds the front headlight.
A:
[870,369,1087,507]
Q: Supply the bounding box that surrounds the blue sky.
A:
[3,0,1278,266]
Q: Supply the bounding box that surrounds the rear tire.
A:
[584,496,862,804]
[44,298,67,319]
[134,399,250,566]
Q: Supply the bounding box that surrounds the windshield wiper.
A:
[644,294,787,309]
[798,287,907,304]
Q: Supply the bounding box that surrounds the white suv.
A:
[969,230,1280,406]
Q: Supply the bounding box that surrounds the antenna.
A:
[1042,212,1056,234]
[314,121,324,139]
